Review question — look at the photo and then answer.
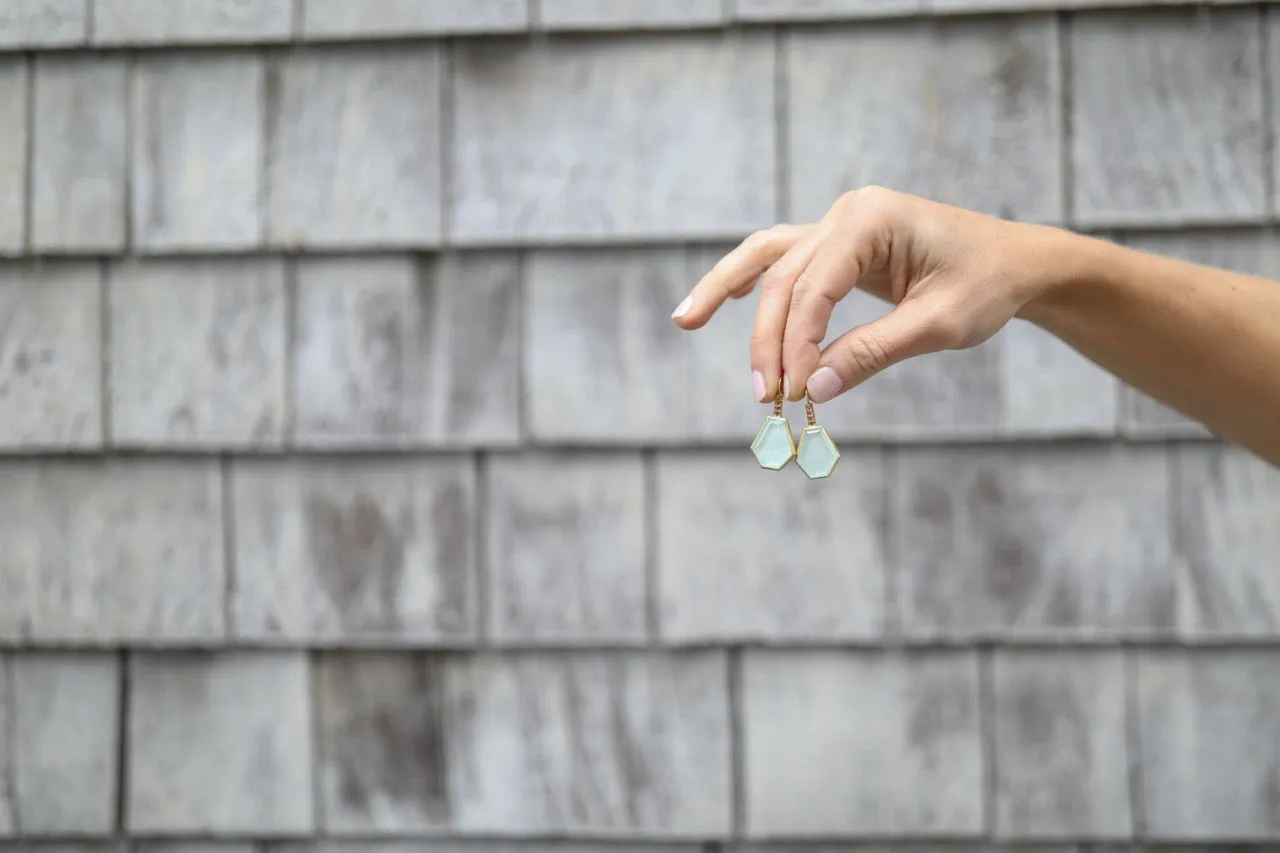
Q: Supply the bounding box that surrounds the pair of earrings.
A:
[751,388,841,479]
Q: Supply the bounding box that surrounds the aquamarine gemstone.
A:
[751,415,795,470]
[796,425,840,479]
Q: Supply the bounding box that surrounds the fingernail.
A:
[672,294,693,319]
[807,366,843,403]
[752,370,766,402]
[782,373,791,399]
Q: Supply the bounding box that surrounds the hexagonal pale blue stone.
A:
[751,415,795,470]
[796,425,840,479]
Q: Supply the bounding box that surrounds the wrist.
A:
[1014,224,1119,330]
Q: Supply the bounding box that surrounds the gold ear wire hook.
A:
[773,388,785,418]
[804,393,817,427]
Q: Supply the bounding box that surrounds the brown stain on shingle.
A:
[333,657,452,823]
[307,493,406,633]
[971,471,1038,620]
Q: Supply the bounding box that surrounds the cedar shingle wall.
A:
[0,0,1278,848]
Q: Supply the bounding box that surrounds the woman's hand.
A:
[671,185,1068,404]
[670,185,1280,467]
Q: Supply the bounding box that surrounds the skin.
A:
[670,186,1280,467]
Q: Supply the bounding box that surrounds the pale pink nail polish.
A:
[752,371,766,402]
[672,295,693,319]
[807,366,843,403]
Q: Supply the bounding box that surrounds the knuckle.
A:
[759,266,794,293]
[845,332,893,376]
[854,184,897,213]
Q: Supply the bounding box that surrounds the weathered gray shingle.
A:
[266,45,443,248]
[131,53,264,251]
[736,0,920,20]
[1136,648,1280,839]
[108,258,287,448]
[539,0,724,29]
[0,262,102,450]
[230,456,476,644]
[451,31,775,243]
[300,0,528,38]
[524,248,695,442]
[10,653,119,834]
[0,0,86,48]
[992,649,1132,838]
[0,58,24,254]
[1070,8,1267,226]
[31,54,127,251]
[895,445,1175,638]
[1173,443,1280,638]
[0,459,225,643]
[656,450,888,643]
[94,0,292,45]
[486,453,648,644]
[742,650,984,836]
[787,17,1063,224]
[292,254,520,447]
[128,652,314,834]
[317,651,732,835]
[0,659,14,834]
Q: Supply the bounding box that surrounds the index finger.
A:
[672,224,809,330]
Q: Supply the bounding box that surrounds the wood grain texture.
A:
[992,649,1132,838]
[1173,444,1280,638]
[895,445,1176,639]
[742,650,984,836]
[31,54,127,251]
[294,255,519,448]
[266,45,443,248]
[109,258,287,448]
[525,248,695,442]
[0,459,225,644]
[10,653,119,834]
[300,0,528,37]
[127,652,314,833]
[93,0,291,44]
[317,651,732,835]
[0,262,102,450]
[0,0,86,48]
[1070,8,1267,226]
[656,450,889,643]
[486,453,647,644]
[1136,648,1280,838]
[131,53,263,251]
[0,58,24,254]
[451,31,776,242]
[539,0,724,29]
[736,0,920,20]
[231,456,476,644]
[787,17,1063,224]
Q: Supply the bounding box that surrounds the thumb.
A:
[804,299,950,403]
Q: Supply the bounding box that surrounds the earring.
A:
[795,394,840,479]
[750,388,796,470]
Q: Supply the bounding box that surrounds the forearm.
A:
[1020,228,1280,465]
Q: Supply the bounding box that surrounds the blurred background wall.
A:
[0,0,1279,850]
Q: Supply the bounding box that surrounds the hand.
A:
[671,186,1068,404]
